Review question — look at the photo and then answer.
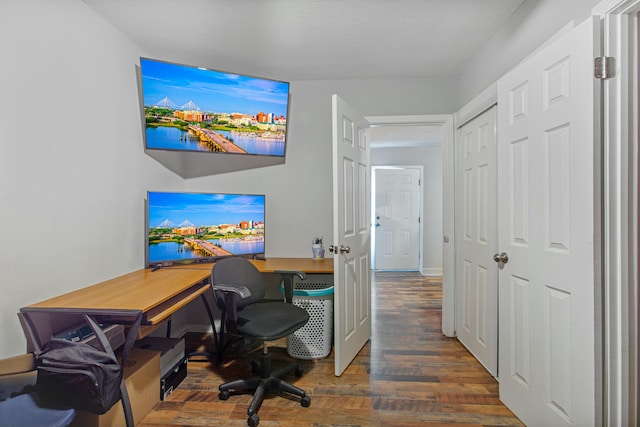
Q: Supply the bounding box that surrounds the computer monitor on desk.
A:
[145,191,266,270]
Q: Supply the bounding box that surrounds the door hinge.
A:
[594,56,616,79]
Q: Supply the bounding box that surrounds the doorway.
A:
[372,166,422,271]
[367,114,455,335]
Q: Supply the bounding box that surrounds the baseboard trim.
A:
[421,268,443,277]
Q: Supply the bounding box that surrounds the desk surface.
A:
[182,258,334,274]
[253,258,333,274]
[23,258,333,324]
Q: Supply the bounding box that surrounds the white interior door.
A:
[332,94,372,376]
[455,106,498,377]
[373,167,421,271]
[497,17,598,426]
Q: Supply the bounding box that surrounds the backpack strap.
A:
[83,312,142,427]
[82,311,142,367]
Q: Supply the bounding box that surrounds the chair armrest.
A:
[212,284,252,300]
[212,285,252,332]
[0,354,35,376]
[274,270,307,281]
[275,270,307,303]
[0,354,37,401]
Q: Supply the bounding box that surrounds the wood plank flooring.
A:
[139,272,524,427]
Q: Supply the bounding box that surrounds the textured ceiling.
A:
[83,0,525,82]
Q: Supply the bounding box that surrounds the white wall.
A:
[185,78,458,258]
[455,0,602,107]
[0,0,183,358]
[370,147,443,275]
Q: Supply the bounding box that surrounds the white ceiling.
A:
[83,0,525,146]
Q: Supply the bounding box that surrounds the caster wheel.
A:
[248,413,260,427]
[218,390,230,401]
[295,367,304,377]
[301,395,311,407]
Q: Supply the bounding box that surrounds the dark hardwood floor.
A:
[139,272,524,426]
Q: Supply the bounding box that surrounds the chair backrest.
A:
[211,257,265,310]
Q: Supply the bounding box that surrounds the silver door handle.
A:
[329,245,351,254]
[493,252,509,263]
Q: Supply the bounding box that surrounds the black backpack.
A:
[35,338,123,414]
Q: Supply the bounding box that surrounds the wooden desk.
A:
[22,258,332,327]
[20,258,333,346]
[23,267,209,326]
[19,257,332,427]
[178,257,334,274]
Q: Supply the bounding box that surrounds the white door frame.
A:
[593,1,640,425]
[366,114,455,336]
[371,165,423,271]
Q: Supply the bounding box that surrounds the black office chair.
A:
[211,256,311,427]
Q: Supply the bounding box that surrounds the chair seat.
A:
[0,392,76,427]
[237,301,310,341]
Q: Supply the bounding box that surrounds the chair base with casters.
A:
[218,341,311,427]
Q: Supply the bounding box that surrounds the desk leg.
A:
[201,291,219,350]
[186,289,219,362]
[18,312,42,352]
[85,312,142,427]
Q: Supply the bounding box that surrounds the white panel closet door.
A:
[497,17,598,426]
[455,106,498,377]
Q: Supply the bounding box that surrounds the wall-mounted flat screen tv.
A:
[146,191,265,268]
[140,57,290,157]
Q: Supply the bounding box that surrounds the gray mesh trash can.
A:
[281,276,333,359]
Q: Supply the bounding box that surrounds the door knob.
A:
[329,245,351,254]
[493,252,509,263]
